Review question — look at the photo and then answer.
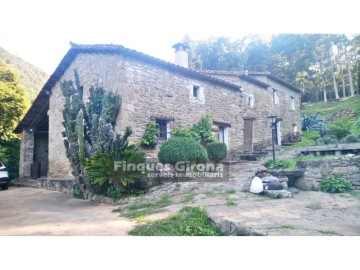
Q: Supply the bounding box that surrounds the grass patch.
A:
[205,190,216,197]
[302,95,360,120]
[118,195,172,219]
[348,190,360,198]
[306,200,322,210]
[281,224,296,229]
[318,229,341,236]
[133,216,151,223]
[181,192,196,203]
[226,199,238,207]
[129,207,223,236]
[270,193,283,199]
[225,188,236,194]
[286,131,318,151]
[263,159,297,170]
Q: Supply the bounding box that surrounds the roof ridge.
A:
[68,43,241,90]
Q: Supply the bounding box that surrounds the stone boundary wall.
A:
[12,179,75,194]
[295,156,360,190]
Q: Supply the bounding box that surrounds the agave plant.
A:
[86,150,146,188]
[301,113,325,131]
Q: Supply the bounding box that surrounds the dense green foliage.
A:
[187,34,360,103]
[0,47,48,100]
[0,60,31,180]
[207,142,227,163]
[317,135,338,145]
[262,159,296,170]
[0,60,30,140]
[61,70,144,197]
[158,137,208,167]
[0,138,20,180]
[327,120,353,140]
[171,125,200,141]
[171,115,214,145]
[129,207,223,236]
[140,121,159,148]
[191,115,215,146]
[86,149,146,187]
[321,174,353,193]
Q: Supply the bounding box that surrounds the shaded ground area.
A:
[116,180,360,236]
[0,187,135,236]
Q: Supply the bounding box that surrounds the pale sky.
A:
[0,0,358,74]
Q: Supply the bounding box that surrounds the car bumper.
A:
[0,177,9,184]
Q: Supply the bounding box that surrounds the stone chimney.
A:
[172,42,189,68]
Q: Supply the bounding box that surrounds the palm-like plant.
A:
[86,150,146,188]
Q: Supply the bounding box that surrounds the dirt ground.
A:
[0,187,135,236]
[117,181,360,236]
[2,183,360,236]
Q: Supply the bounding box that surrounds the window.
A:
[218,126,229,147]
[291,96,295,110]
[247,95,254,108]
[156,119,171,140]
[293,124,298,133]
[273,90,279,105]
[214,121,231,147]
[190,84,205,104]
[193,85,200,98]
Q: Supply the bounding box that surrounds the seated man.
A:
[253,166,283,191]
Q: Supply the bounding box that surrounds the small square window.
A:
[291,97,295,110]
[273,90,279,105]
[193,85,200,97]
[156,119,171,140]
[247,95,254,108]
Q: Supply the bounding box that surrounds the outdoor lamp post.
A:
[267,114,277,161]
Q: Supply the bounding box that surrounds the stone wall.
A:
[251,75,301,142]
[48,79,74,179]
[48,54,245,177]
[296,156,360,190]
[19,130,34,178]
[209,73,301,146]
[47,53,301,179]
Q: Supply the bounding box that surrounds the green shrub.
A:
[317,135,338,145]
[129,207,223,236]
[140,121,159,148]
[262,159,296,169]
[86,149,146,187]
[171,125,201,141]
[158,137,208,167]
[171,115,214,145]
[207,142,227,163]
[191,115,215,146]
[0,138,20,180]
[320,174,352,193]
[342,134,357,143]
[89,181,146,201]
[327,120,352,140]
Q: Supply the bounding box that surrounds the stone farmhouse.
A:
[15,42,301,180]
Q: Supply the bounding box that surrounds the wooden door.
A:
[243,119,253,152]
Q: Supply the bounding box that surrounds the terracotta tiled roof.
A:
[200,70,302,93]
[14,43,242,133]
[200,70,271,76]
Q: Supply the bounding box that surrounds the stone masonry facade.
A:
[18,44,301,180]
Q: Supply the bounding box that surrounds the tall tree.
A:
[0,60,30,140]
[344,39,355,96]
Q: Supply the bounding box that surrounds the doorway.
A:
[243,118,253,152]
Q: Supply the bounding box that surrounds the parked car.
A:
[0,161,10,190]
